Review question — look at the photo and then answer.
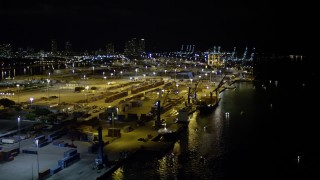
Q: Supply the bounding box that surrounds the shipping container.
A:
[58,153,80,169]
[50,166,62,175]
[2,138,16,144]
[107,128,121,137]
[34,134,45,141]
[38,169,50,179]
[22,148,38,154]
[52,140,64,146]
[64,149,77,158]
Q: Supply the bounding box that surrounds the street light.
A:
[16,84,20,104]
[17,116,21,151]
[164,69,167,76]
[174,69,177,81]
[135,68,138,77]
[47,79,50,100]
[112,112,115,138]
[30,97,34,108]
[210,71,214,82]
[120,71,123,79]
[36,139,39,178]
[85,86,89,103]
[58,86,61,105]
[116,108,119,122]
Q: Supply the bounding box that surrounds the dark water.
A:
[1,65,58,79]
[108,79,319,180]
[0,59,89,80]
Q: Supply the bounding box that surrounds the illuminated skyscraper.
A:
[124,38,137,55]
[138,39,145,54]
[124,38,145,56]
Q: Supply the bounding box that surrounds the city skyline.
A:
[0,1,311,54]
[1,39,256,55]
[0,2,317,179]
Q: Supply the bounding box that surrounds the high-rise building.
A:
[0,43,12,57]
[26,47,35,55]
[124,38,145,56]
[17,47,24,57]
[106,43,115,54]
[124,38,137,55]
[51,39,58,54]
[65,41,72,55]
[138,39,145,54]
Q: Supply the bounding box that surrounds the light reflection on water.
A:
[112,167,124,180]
[108,81,317,179]
[108,84,243,180]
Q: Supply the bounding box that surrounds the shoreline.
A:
[96,117,191,179]
[97,106,212,179]
[1,73,233,179]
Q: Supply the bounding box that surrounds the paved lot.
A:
[0,73,217,180]
[0,136,101,180]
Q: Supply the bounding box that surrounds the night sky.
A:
[0,0,312,54]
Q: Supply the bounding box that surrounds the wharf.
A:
[46,98,189,180]
[0,77,213,180]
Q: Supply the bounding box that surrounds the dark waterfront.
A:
[108,79,320,180]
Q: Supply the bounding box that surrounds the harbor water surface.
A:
[109,80,319,179]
